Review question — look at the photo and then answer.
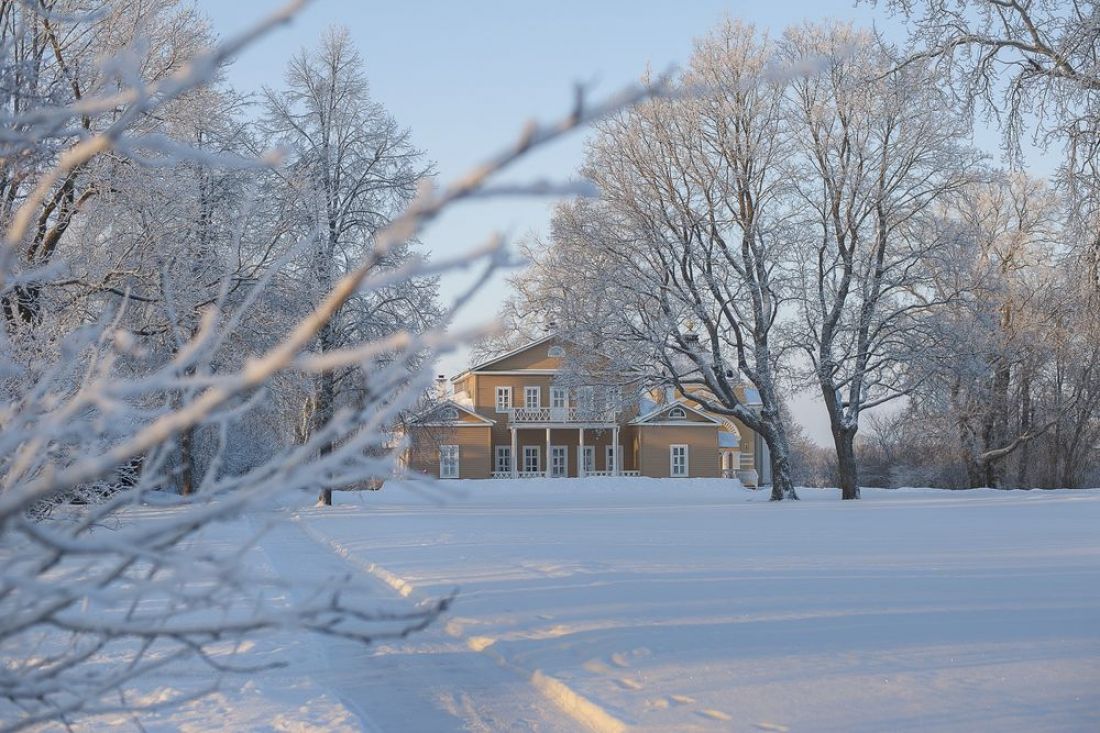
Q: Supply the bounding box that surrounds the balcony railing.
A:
[490,470,641,479]
[508,406,618,424]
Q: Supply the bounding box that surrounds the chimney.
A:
[683,320,699,347]
[434,374,447,400]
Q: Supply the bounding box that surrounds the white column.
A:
[545,427,552,478]
[578,427,585,478]
[612,426,620,476]
[510,427,518,478]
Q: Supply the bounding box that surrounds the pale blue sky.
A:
[196,1,1015,444]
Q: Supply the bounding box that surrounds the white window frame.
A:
[670,444,689,477]
[524,385,541,409]
[548,345,565,357]
[440,407,460,421]
[494,445,512,474]
[495,386,512,413]
[667,406,687,420]
[579,445,595,474]
[605,444,622,472]
[440,445,460,479]
[523,445,541,474]
[550,386,568,409]
[550,445,568,478]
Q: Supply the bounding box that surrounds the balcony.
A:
[490,470,641,479]
[507,406,618,425]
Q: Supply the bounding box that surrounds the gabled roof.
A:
[452,334,557,382]
[629,400,723,426]
[411,400,495,426]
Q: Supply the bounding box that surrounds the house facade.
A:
[404,335,770,486]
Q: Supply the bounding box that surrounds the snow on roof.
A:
[630,400,723,425]
[452,334,557,380]
[718,431,740,448]
[412,400,495,425]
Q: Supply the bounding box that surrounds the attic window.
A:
[548,345,565,358]
[668,407,687,420]
[440,407,459,421]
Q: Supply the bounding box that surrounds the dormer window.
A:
[548,345,565,358]
[440,407,459,421]
[668,407,687,420]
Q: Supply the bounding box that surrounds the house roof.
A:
[451,334,557,382]
[411,399,495,426]
[630,400,723,426]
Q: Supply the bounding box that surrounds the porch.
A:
[491,470,642,479]
[500,418,628,479]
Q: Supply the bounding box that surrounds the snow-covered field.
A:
[272,479,1100,732]
[16,480,1100,732]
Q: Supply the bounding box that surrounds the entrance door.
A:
[523,446,540,475]
[579,446,595,475]
[550,446,568,478]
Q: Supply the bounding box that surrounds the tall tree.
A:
[781,23,974,499]
[262,26,437,505]
[508,21,801,500]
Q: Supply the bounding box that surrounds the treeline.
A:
[1,1,440,503]
[493,12,1100,496]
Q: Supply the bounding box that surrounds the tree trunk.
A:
[832,426,860,500]
[763,422,799,501]
[179,425,195,497]
[1014,373,1032,487]
[315,322,336,506]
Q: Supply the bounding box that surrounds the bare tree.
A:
[903,174,1100,488]
[508,21,801,500]
[261,26,436,505]
[0,1,668,728]
[878,0,1100,293]
[781,23,975,499]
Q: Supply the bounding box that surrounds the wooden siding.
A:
[637,425,721,478]
[478,338,564,371]
[407,425,491,479]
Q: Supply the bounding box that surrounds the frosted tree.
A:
[261,27,437,505]
[781,23,975,499]
[879,0,1100,292]
[509,22,801,500]
[905,174,1100,488]
[0,1,668,728]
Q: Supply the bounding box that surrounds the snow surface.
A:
[15,479,1100,732]
[282,479,1100,732]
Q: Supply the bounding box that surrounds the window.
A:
[670,445,688,477]
[550,386,568,409]
[523,446,541,474]
[440,407,459,421]
[440,445,459,479]
[577,386,595,410]
[548,345,565,357]
[524,385,541,409]
[667,406,687,420]
[605,444,622,472]
[494,446,512,474]
[495,386,512,413]
[550,446,568,477]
